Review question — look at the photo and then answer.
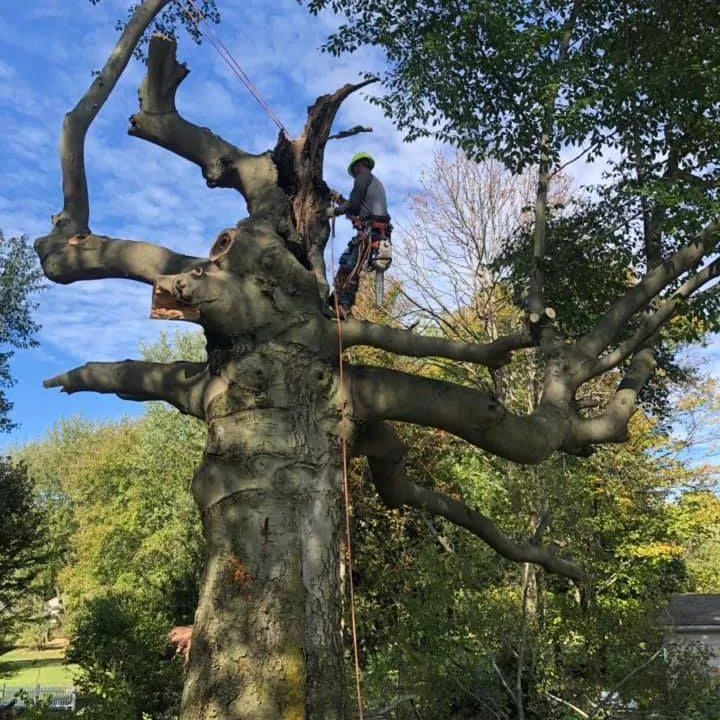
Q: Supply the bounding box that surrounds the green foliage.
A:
[89,0,220,60]
[67,595,183,720]
[0,458,48,648]
[344,288,719,718]
[349,417,720,718]
[497,199,636,339]
[308,0,720,353]
[0,232,42,432]
[308,0,720,178]
[17,333,206,717]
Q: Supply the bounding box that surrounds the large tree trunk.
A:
[181,343,348,720]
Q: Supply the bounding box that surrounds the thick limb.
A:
[340,320,533,368]
[564,348,657,450]
[129,36,287,218]
[356,422,583,580]
[44,360,209,418]
[582,256,720,380]
[35,233,203,285]
[350,366,568,464]
[55,0,173,237]
[578,219,720,357]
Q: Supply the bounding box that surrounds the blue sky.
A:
[0,0,719,460]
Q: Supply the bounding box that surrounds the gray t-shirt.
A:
[335,172,389,219]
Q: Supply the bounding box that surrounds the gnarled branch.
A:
[350,366,568,464]
[35,233,204,286]
[129,35,288,219]
[44,360,209,418]
[54,0,173,238]
[356,422,583,580]
[340,320,533,368]
[564,348,657,450]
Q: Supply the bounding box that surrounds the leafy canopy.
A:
[0,232,42,432]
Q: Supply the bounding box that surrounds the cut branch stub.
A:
[151,276,201,321]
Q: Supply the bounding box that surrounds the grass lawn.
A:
[0,640,79,689]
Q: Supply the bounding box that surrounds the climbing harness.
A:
[336,210,393,309]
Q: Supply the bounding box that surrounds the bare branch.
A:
[35,233,203,286]
[578,219,720,357]
[43,360,209,418]
[129,35,287,218]
[340,319,533,368]
[564,348,657,451]
[328,125,373,141]
[588,650,662,720]
[365,696,418,719]
[356,422,583,580]
[583,256,720,380]
[544,692,589,719]
[279,78,378,294]
[351,366,570,464]
[54,0,173,238]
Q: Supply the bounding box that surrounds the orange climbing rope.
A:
[330,214,365,720]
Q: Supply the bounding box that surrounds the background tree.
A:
[15,334,206,717]
[31,2,720,719]
[345,155,720,718]
[0,232,42,432]
[0,458,47,650]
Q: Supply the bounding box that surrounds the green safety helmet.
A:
[347,151,375,176]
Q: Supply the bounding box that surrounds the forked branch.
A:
[356,422,583,580]
[44,360,209,418]
[584,256,720,380]
[578,218,720,358]
[340,320,533,368]
[564,348,657,450]
[54,0,173,238]
[129,35,288,218]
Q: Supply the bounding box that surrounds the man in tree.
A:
[32,1,720,718]
[325,152,390,317]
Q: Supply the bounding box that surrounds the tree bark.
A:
[181,344,348,720]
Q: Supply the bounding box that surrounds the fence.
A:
[0,684,77,711]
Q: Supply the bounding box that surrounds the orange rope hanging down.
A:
[331,216,365,720]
